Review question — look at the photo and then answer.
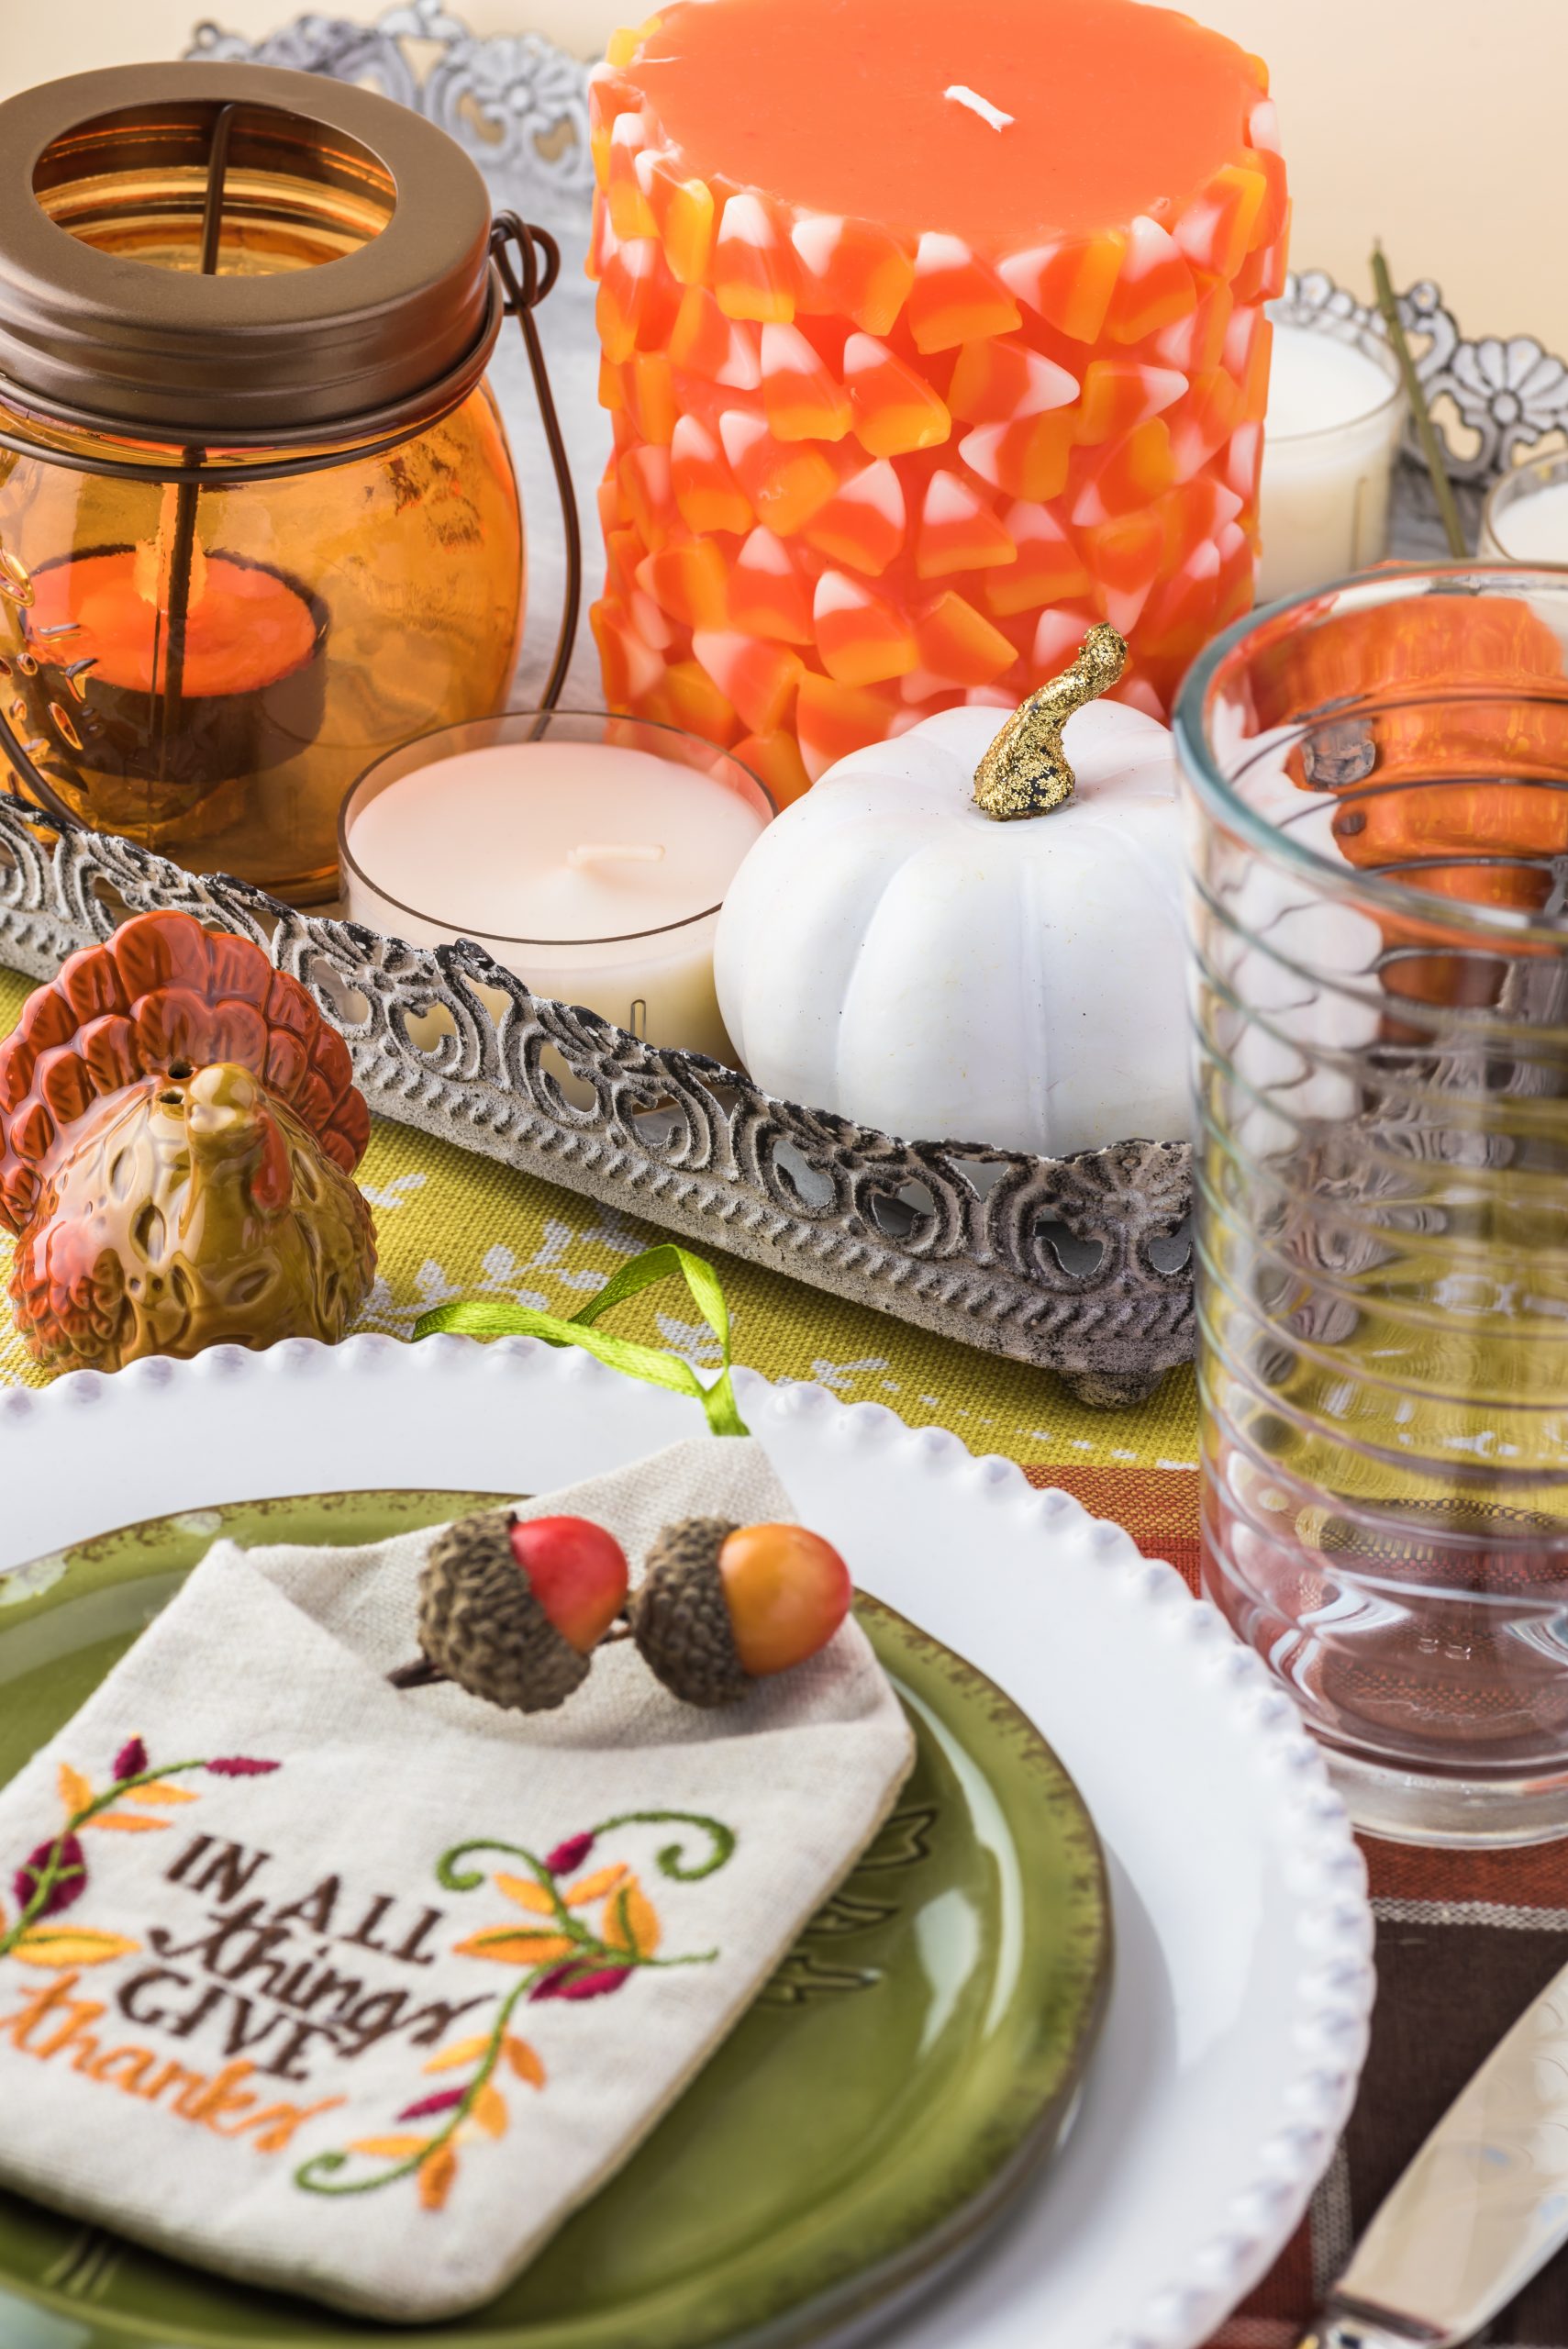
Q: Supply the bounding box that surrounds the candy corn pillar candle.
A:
[587,0,1285,792]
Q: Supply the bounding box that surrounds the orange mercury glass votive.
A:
[586,0,1286,791]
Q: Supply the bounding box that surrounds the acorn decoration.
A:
[415,1513,631,1711]
[395,1511,852,1711]
[631,1519,853,1708]
[0,908,375,1374]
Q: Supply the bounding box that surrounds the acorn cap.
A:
[630,1517,749,1708]
[418,1510,592,1711]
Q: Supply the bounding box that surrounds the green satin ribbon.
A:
[413,1242,750,1439]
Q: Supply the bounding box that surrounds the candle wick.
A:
[943,83,1015,131]
[566,841,667,869]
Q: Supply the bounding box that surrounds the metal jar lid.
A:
[0,61,497,442]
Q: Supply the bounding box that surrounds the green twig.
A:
[1371,242,1466,558]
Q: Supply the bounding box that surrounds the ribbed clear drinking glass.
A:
[1174,565,1568,1846]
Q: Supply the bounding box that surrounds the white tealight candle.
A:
[1482,457,1568,562]
[342,732,771,1058]
[1257,316,1405,604]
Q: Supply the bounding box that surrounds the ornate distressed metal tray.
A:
[0,3,1553,1408]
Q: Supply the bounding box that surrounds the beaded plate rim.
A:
[0,1334,1374,2349]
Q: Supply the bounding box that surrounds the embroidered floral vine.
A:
[295,1809,736,2211]
[0,1737,280,1974]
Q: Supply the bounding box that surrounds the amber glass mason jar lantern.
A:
[0,63,548,902]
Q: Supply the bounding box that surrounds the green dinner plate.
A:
[0,1491,1111,2349]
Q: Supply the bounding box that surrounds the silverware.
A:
[1299,1958,1568,2346]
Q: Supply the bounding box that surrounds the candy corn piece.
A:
[713,193,796,323]
[733,726,813,807]
[1137,540,1226,660]
[960,413,1075,503]
[692,631,805,733]
[728,526,816,642]
[813,572,918,685]
[652,656,739,743]
[1030,602,1105,681]
[1174,161,1268,282]
[593,597,666,706]
[907,234,1020,354]
[1153,278,1235,377]
[1000,231,1126,344]
[796,672,900,781]
[669,284,762,388]
[983,504,1094,616]
[606,111,659,239]
[1071,418,1178,527]
[1077,509,1165,635]
[637,533,730,629]
[947,338,1077,425]
[1105,217,1197,344]
[719,411,842,536]
[618,351,679,444]
[1075,361,1188,446]
[596,236,675,364]
[761,323,853,442]
[617,443,676,546]
[791,215,915,337]
[915,592,1018,687]
[843,336,951,458]
[801,461,906,574]
[604,521,644,600]
[1157,473,1245,571]
[1170,369,1246,481]
[671,416,751,535]
[639,151,716,284]
[916,473,1017,579]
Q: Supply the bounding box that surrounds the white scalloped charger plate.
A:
[0,1338,1372,2349]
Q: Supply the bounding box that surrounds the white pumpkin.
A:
[714,697,1189,1156]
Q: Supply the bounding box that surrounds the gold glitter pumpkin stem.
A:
[972,623,1129,821]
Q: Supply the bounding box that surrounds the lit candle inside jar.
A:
[340,719,773,1058]
[24,484,325,798]
[1256,315,1406,603]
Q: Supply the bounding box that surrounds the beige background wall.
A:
[0,0,1555,351]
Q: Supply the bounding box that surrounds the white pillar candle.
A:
[1256,317,1405,604]
[341,734,771,1059]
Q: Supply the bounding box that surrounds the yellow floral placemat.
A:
[0,966,1198,1477]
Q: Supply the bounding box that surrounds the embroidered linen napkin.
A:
[0,1437,914,2323]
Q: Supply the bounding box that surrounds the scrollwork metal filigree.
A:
[1281,266,1568,560]
[0,796,1192,1406]
[187,0,594,211]
[1279,266,1568,483]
